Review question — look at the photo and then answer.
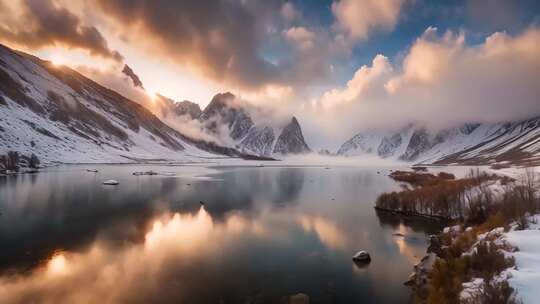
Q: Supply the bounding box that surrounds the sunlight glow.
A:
[50,55,66,67]
[145,89,157,102]
[144,207,213,251]
[47,253,68,276]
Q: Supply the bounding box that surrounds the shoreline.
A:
[374,206,452,222]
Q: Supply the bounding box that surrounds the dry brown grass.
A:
[377,170,497,220]
[417,169,539,304]
[389,170,455,187]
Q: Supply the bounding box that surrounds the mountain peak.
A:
[122,64,144,89]
[175,100,202,119]
[215,92,235,100]
[200,92,253,140]
[273,116,310,154]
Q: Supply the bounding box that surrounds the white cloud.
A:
[74,64,150,105]
[283,26,316,51]
[280,2,296,23]
[319,54,393,107]
[301,27,540,149]
[331,0,404,42]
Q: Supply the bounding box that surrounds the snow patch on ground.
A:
[458,215,540,304]
[504,215,540,304]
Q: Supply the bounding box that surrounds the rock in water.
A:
[352,250,371,262]
[102,180,119,185]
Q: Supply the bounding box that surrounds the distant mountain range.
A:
[0,43,309,163]
[155,92,311,157]
[0,44,269,163]
[337,119,540,166]
[1,42,538,166]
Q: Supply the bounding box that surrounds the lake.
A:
[0,164,442,304]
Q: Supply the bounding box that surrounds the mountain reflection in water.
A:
[0,165,442,303]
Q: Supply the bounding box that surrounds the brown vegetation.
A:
[1,151,20,172]
[377,170,499,220]
[490,163,511,170]
[426,240,519,304]
[412,169,539,304]
[389,170,455,187]
[0,151,41,173]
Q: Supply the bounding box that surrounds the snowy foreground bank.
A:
[460,215,540,303]
[504,215,540,303]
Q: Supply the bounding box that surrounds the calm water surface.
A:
[0,165,442,304]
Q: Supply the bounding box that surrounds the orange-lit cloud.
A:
[301,26,540,148]
[92,0,281,90]
[332,0,405,42]
[0,0,122,62]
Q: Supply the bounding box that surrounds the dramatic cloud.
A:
[318,54,393,108]
[91,0,356,93]
[280,2,297,23]
[74,64,227,145]
[0,0,411,95]
[302,27,540,148]
[74,65,148,105]
[94,0,281,90]
[0,0,122,62]
[332,0,405,42]
[0,0,537,151]
[283,27,316,51]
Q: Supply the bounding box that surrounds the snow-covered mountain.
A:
[197,92,311,156]
[0,44,259,163]
[122,64,144,89]
[174,100,202,119]
[338,118,540,165]
[152,94,202,120]
[272,117,311,154]
[199,92,254,141]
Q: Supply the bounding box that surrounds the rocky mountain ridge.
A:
[338,118,540,165]
[0,43,262,163]
[197,92,311,156]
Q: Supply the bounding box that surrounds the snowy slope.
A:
[0,44,251,163]
[337,125,414,158]
[337,119,540,165]
[236,117,311,156]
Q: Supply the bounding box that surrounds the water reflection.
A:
[0,165,440,303]
[298,215,346,250]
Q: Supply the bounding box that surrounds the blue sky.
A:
[269,0,540,85]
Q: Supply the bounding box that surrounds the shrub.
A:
[377,170,496,220]
[28,153,40,169]
[470,241,514,278]
[466,280,522,304]
[438,172,456,180]
[6,151,20,171]
[406,169,538,304]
